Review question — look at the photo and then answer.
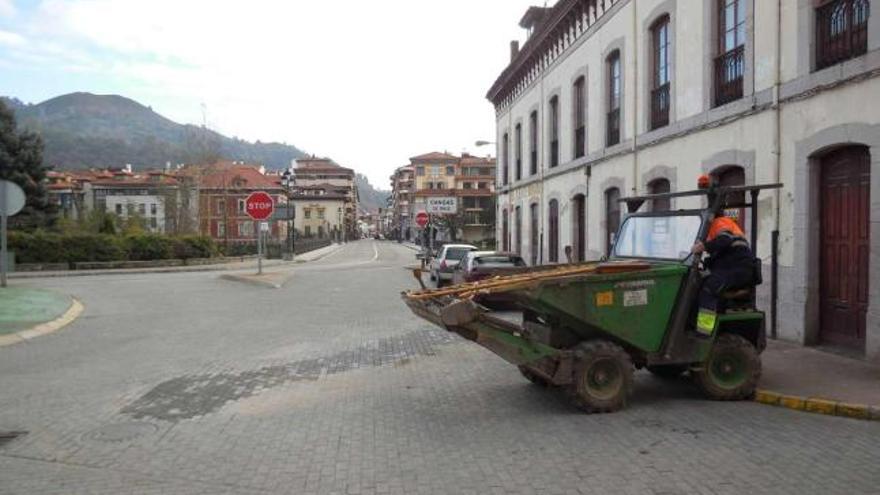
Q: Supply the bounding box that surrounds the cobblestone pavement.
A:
[1,241,879,495]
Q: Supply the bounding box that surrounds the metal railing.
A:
[606,109,620,146]
[714,45,744,107]
[650,82,670,130]
[816,0,869,70]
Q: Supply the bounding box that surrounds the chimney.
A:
[510,40,520,62]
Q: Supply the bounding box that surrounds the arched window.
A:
[549,96,560,168]
[572,194,586,262]
[715,0,746,106]
[573,76,586,159]
[711,165,746,229]
[650,15,671,130]
[606,51,622,146]
[501,208,509,252]
[515,206,522,255]
[548,199,559,263]
[530,202,539,266]
[529,111,538,175]
[605,187,621,255]
[515,124,523,181]
[648,178,671,211]
[502,133,509,186]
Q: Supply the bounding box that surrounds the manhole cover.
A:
[84,422,158,443]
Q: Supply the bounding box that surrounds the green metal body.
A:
[519,264,687,354]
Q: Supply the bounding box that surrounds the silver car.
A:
[430,244,477,287]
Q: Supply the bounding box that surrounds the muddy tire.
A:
[693,334,761,401]
[518,365,551,387]
[646,364,689,379]
[568,340,633,413]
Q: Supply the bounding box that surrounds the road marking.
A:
[372,241,379,262]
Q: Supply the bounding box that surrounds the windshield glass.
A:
[613,215,702,260]
[445,248,474,261]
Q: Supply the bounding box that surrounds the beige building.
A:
[489,0,879,360]
[292,157,359,240]
[389,152,496,244]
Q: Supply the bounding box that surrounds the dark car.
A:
[452,251,527,284]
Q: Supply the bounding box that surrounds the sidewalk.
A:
[0,288,83,346]
[757,339,880,420]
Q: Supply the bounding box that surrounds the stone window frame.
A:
[599,176,627,256]
[796,0,880,75]
[571,72,588,160]
[601,37,627,149]
[702,0,755,111]
[642,0,677,133]
[547,88,562,169]
[642,164,678,211]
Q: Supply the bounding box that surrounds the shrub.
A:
[124,234,174,261]
[63,234,127,262]
[171,236,218,259]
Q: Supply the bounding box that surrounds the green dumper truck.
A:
[403,182,781,413]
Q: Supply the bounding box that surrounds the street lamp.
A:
[281,170,295,260]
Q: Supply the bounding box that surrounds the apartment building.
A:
[292,157,359,240]
[389,152,496,244]
[489,0,879,359]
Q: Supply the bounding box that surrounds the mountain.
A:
[355,173,391,213]
[3,92,307,170]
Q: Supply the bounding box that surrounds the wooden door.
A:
[820,146,870,349]
[714,166,746,231]
[573,195,586,262]
[605,188,621,256]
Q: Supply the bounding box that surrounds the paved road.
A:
[1,241,878,495]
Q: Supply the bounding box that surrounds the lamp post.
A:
[282,170,295,260]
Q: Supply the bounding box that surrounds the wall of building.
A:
[493,0,880,359]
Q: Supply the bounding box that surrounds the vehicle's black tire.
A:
[429,271,436,281]
[693,333,761,401]
[518,365,551,387]
[567,340,633,413]
[646,364,689,379]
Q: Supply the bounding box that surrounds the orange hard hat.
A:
[698,174,711,189]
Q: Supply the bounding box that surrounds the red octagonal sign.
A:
[415,211,429,228]
[245,191,275,221]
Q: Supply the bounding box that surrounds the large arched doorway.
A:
[605,187,621,256]
[711,165,746,230]
[820,145,870,350]
[572,194,586,262]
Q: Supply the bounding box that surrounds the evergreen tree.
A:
[0,100,53,228]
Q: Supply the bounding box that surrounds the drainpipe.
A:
[631,0,640,196]
[770,0,783,339]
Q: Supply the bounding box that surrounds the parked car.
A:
[430,244,477,286]
[451,251,528,285]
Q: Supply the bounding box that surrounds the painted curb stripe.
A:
[0,298,84,348]
[754,388,878,422]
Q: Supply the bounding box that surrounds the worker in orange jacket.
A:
[691,211,754,336]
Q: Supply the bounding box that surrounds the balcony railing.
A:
[816,0,869,70]
[714,45,744,107]
[606,109,620,146]
[650,82,670,130]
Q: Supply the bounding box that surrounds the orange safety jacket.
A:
[707,216,745,242]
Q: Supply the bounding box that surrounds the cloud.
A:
[0,0,16,18]
[0,29,24,46]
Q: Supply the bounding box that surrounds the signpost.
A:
[0,180,26,288]
[426,197,457,215]
[245,191,275,275]
[415,211,429,229]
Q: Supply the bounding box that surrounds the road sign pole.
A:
[1,213,7,288]
[257,227,263,275]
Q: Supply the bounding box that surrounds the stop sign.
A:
[415,211,429,228]
[245,191,275,221]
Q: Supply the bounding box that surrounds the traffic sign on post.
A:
[0,180,26,288]
[415,211,429,229]
[244,191,274,275]
[245,191,274,221]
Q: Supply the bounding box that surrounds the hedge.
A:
[8,232,218,264]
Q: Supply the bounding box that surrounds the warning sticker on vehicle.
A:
[595,291,614,307]
[623,289,648,307]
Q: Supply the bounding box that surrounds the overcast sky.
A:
[0,0,541,187]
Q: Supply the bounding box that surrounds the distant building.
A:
[388,152,496,245]
[292,157,359,240]
[194,161,286,245]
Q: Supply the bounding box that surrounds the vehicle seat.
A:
[720,287,754,312]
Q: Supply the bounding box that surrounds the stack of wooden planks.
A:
[404,260,650,302]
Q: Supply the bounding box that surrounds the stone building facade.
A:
[489,0,879,360]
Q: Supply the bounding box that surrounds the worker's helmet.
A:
[697,174,712,189]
